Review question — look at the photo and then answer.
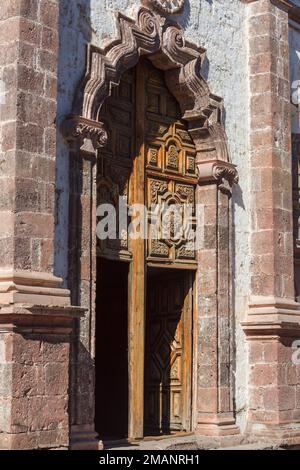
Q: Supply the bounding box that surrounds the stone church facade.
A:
[1,0,300,450]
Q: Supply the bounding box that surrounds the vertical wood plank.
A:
[182,271,193,431]
[128,60,146,440]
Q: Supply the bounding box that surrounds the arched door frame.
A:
[62,6,239,446]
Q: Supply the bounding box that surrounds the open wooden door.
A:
[96,58,197,440]
[144,269,193,435]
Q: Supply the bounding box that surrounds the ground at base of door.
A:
[103,434,297,451]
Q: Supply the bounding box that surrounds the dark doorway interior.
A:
[95,258,129,440]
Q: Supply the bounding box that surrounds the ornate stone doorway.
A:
[95,59,197,439]
[63,5,239,448]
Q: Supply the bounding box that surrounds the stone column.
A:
[191,124,240,437]
[243,0,300,444]
[0,0,81,449]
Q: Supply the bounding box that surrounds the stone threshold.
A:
[104,435,300,451]
[104,434,245,451]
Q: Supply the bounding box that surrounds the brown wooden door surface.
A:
[97,59,195,438]
[144,270,193,435]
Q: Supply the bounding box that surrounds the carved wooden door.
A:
[145,270,193,434]
[97,59,196,438]
[142,60,196,434]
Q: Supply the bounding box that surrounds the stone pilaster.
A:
[192,125,240,437]
[62,117,106,450]
[243,0,300,444]
[0,0,81,449]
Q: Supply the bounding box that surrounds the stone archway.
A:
[62,5,239,448]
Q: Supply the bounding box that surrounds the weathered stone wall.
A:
[0,0,59,274]
[0,328,70,450]
[289,17,300,301]
[0,0,77,450]
[243,0,300,442]
[56,0,250,432]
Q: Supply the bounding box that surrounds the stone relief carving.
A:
[197,159,239,187]
[62,116,108,151]
[213,163,239,186]
[143,0,185,15]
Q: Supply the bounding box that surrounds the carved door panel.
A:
[143,60,198,268]
[97,60,197,266]
[97,68,135,261]
[144,271,193,434]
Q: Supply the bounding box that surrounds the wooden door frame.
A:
[128,61,147,440]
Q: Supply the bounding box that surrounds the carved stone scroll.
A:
[197,160,239,186]
[62,116,108,153]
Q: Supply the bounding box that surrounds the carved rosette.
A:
[62,116,108,152]
[197,160,239,187]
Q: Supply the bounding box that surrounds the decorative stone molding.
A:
[197,160,239,186]
[66,6,238,183]
[0,270,71,307]
[242,296,300,338]
[70,6,220,131]
[62,116,108,153]
[0,303,84,327]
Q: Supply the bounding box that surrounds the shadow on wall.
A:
[55,0,93,437]
[172,0,212,88]
[54,0,92,286]
[172,0,191,29]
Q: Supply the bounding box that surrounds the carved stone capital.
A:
[197,160,239,187]
[61,116,108,152]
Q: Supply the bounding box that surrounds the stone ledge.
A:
[0,270,71,307]
[196,413,240,437]
[0,304,85,334]
[242,296,300,338]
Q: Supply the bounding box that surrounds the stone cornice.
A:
[0,269,72,307]
[242,0,294,12]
